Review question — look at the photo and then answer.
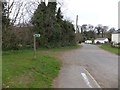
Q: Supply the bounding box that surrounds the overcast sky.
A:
[60,0,119,29]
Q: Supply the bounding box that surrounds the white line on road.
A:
[82,67,101,88]
[81,73,93,88]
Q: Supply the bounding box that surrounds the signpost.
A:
[34,34,40,37]
[33,34,40,59]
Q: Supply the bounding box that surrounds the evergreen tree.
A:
[32,2,76,48]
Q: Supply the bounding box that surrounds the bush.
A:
[2,31,19,50]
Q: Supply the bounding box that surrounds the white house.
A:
[94,38,109,44]
[112,33,120,44]
[111,29,120,44]
[85,40,92,44]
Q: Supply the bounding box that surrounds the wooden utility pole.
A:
[76,15,79,33]
[33,34,36,59]
[76,15,80,43]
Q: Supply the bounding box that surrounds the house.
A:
[85,40,92,44]
[112,29,120,44]
[111,29,120,47]
[94,38,109,44]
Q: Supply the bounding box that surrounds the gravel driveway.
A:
[53,43,118,88]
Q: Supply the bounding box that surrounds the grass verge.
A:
[2,45,80,88]
[2,49,61,88]
[99,44,119,55]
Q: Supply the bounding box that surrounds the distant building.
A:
[94,38,109,44]
[111,29,120,44]
[85,40,92,44]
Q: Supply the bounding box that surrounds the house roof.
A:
[95,38,107,40]
[113,29,120,34]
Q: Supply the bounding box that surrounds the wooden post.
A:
[76,15,78,33]
[33,34,36,59]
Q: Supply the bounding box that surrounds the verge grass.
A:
[2,45,80,88]
[100,44,119,55]
[2,49,60,88]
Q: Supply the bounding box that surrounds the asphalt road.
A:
[53,43,118,88]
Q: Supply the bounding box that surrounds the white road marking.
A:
[82,67,101,88]
[81,73,93,88]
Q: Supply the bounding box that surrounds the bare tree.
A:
[94,24,102,37]
[81,24,88,32]
[102,26,108,37]
[88,24,94,31]
[7,0,40,26]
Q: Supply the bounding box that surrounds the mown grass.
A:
[100,44,119,55]
[2,49,61,88]
[2,45,80,88]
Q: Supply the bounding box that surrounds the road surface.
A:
[53,43,118,88]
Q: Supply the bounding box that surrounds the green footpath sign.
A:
[34,34,40,37]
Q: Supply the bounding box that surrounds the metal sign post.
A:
[33,34,40,59]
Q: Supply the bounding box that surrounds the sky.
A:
[60,0,119,29]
